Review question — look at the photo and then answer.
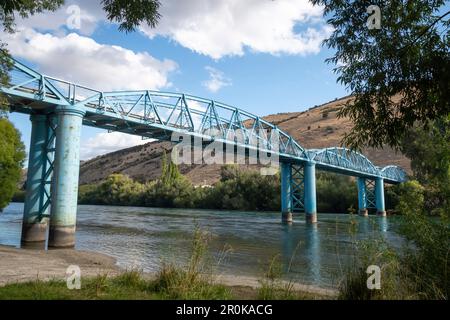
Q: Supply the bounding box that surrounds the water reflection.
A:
[378,216,388,233]
[358,217,370,234]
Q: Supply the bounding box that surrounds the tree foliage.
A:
[316,173,357,213]
[78,163,360,213]
[101,0,161,33]
[401,115,450,216]
[1,0,64,32]
[0,118,25,210]
[311,0,450,149]
[395,180,449,299]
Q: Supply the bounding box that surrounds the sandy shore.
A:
[0,245,120,286]
[0,245,337,297]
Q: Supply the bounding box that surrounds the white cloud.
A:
[141,0,331,59]
[80,131,150,160]
[11,0,330,60]
[16,0,105,35]
[3,28,177,91]
[202,66,231,92]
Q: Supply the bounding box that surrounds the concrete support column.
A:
[304,162,317,223]
[280,162,292,223]
[375,177,386,216]
[21,114,50,247]
[357,177,368,216]
[48,107,85,249]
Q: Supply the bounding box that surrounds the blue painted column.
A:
[48,107,85,248]
[21,114,50,247]
[357,177,368,216]
[280,162,292,223]
[304,162,317,223]
[375,177,386,216]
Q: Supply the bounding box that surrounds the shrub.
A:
[0,118,25,210]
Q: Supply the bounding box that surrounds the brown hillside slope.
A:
[79,96,410,186]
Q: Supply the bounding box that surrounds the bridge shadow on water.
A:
[281,223,321,285]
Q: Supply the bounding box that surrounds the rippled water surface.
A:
[0,202,403,288]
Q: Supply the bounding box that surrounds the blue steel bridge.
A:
[1,58,407,249]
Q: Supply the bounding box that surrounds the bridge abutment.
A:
[357,177,368,216]
[48,107,85,249]
[375,177,386,216]
[21,114,54,248]
[304,162,317,223]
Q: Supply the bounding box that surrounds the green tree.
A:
[143,152,196,208]
[401,115,450,216]
[316,173,357,213]
[0,118,25,210]
[160,151,183,187]
[311,0,450,149]
[395,180,449,299]
[396,180,425,216]
[78,174,144,206]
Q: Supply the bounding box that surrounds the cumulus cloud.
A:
[202,66,232,92]
[80,131,149,160]
[15,0,105,35]
[11,0,330,60]
[3,28,177,91]
[141,0,331,59]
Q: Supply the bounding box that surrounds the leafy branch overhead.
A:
[311,0,450,149]
[102,0,161,33]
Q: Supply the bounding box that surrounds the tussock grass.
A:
[338,214,449,300]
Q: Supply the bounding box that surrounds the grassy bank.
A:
[0,270,328,300]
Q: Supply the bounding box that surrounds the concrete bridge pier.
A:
[375,177,386,216]
[357,177,368,216]
[304,162,317,223]
[48,107,85,249]
[280,162,293,223]
[21,114,53,247]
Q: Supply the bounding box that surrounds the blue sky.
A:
[4,0,348,160]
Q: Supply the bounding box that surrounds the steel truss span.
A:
[2,58,407,184]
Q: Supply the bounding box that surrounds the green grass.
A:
[0,270,327,300]
[0,269,233,300]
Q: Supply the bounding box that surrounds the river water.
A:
[0,202,403,288]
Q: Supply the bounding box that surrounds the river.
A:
[0,202,403,288]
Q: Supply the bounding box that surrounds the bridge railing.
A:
[5,59,101,106]
[380,165,408,182]
[76,90,309,159]
[307,148,407,182]
[308,147,380,175]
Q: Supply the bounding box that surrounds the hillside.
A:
[79,96,411,186]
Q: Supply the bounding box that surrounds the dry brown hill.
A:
[79,96,411,186]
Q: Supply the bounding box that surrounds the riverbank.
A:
[0,245,337,299]
[0,245,121,286]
